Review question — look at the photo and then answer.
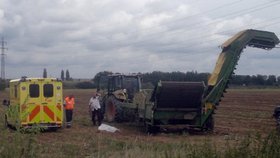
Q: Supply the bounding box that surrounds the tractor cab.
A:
[107,74,142,102]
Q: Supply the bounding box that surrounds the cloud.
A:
[0,0,279,79]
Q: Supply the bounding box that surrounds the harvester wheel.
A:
[145,123,159,134]
[4,115,9,128]
[4,115,8,128]
[205,116,214,132]
[276,114,280,132]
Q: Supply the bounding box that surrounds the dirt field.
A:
[1,88,280,157]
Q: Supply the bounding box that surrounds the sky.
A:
[0,0,280,79]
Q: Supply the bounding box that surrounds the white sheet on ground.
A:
[98,123,120,133]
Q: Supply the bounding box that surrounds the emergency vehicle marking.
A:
[56,104,61,111]
[57,116,61,121]
[29,106,40,121]
[8,78,63,128]
[43,106,55,121]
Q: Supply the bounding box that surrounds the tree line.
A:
[43,68,72,81]
[91,71,280,89]
[2,70,279,90]
[141,71,280,86]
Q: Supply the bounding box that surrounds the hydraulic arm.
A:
[202,29,279,123]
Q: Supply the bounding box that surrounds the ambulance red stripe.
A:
[29,106,40,121]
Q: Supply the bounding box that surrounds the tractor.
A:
[102,73,144,122]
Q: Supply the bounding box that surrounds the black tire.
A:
[104,95,137,123]
[145,123,159,134]
[4,115,8,128]
[276,114,280,123]
[100,96,107,120]
[114,105,124,123]
[204,115,214,132]
[276,114,280,132]
[49,127,59,132]
[104,95,123,122]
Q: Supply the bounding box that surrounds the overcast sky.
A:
[0,0,280,79]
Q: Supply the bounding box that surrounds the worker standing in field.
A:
[64,95,75,128]
[89,91,102,126]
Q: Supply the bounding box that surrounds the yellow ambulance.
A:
[4,77,63,129]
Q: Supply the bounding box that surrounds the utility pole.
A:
[1,37,8,80]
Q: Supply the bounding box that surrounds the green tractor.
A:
[102,29,279,133]
[102,74,144,122]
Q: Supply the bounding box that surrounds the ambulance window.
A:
[30,84,39,98]
[44,84,53,97]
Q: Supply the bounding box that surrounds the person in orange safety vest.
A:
[64,95,75,128]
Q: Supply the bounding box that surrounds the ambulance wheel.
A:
[50,127,58,132]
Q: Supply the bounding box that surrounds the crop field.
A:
[1,88,280,158]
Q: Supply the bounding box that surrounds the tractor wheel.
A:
[104,96,123,122]
[114,105,124,123]
[100,96,107,120]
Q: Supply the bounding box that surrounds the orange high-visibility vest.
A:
[65,96,75,110]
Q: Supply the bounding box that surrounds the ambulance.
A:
[4,77,63,129]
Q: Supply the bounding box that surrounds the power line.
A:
[132,0,280,43]
[88,0,250,44]
[88,0,280,48]
[172,0,244,23]
[89,0,243,35]
[135,0,244,33]
[122,18,280,61]
[162,16,280,48]
[124,15,280,50]
[1,37,8,80]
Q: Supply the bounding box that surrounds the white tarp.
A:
[98,124,120,133]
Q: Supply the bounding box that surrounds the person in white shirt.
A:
[89,92,102,126]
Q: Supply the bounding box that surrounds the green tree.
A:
[243,75,251,86]
[277,76,280,86]
[0,79,5,91]
[43,68,47,78]
[66,69,70,81]
[266,75,277,86]
[61,70,65,81]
